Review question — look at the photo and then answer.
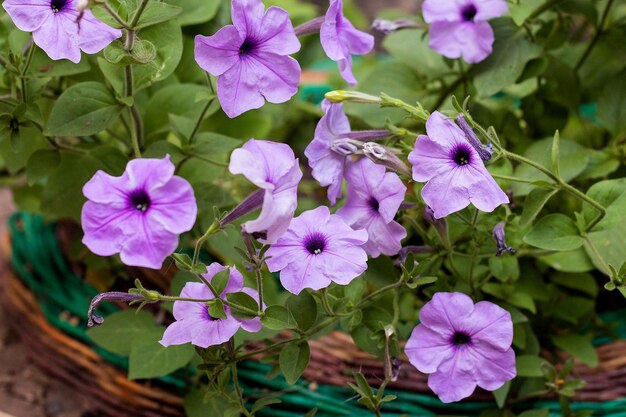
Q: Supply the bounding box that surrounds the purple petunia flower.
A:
[337,158,407,258]
[320,0,374,85]
[3,0,122,64]
[194,0,301,118]
[229,139,303,244]
[408,111,508,219]
[422,0,508,63]
[305,100,352,205]
[160,263,262,348]
[405,292,516,403]
[81,156,197,269]
[265,206,368,294]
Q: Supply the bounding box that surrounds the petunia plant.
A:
[1,0,625,416]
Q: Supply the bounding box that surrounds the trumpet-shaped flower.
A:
[3,0,122,63]
[422,0,508,63]
[81,156,197,269]
[337,158,407,258]
[160,263,262,348]
[229,139,302,244]
[405,292,516,403]
[265,206,368,294]
[408,111,508,219]
[320,0,374,85]
[195,0,301,118]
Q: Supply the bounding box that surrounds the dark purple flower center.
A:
[304,232,326,255]
[452,331,471,346]
[460,3,478,22]
[50,0,68,13]
[368,197,380,213]
[451,144,473,166]
[129,190,151,213]
[239,38,257,55]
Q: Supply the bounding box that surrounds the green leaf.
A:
[27,48,91,78]
[226,292,259,320]
[508,0,543,25]
[135,2,182,29]
[493,381,510,408]
[87,310,155,356]
[552,333,598,367]
[551,130,560,178]
[279,341,310,384]
[286,291,317,331]
[474,18,542,96]
[519,410,549,417]
[250,396,282,413]
[524,214,584,251]
[261,305,298,330]
[168,0,222,26]
[211,268,230,296]
[597,69,626,136]
[489,256,519,282]
[171,253,193,270]
[128,327,195,379]
[26,149,61,185]
[208,299,227,320]
[539,248,595,273]
[516,355,549,377]
[302,409,318,417]
[44,82,122,136]
[520,188,560,227]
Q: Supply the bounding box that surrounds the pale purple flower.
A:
[81,156,197,269]
[408,111,508,219]
[229,139,302,244]
[320,0,374,85]
[160,263,262,348]
[194,0,301,118]
[337,158,407,258]
[422,0,508,63]
[405,292,516,403]
[3,0,122,64]
[265,206,368,294]
[305,100,352,205]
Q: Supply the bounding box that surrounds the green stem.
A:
[188,153,229,168]
[492,173,552,185]
[498,148,560,182]
[128,105,143,158]
[527,0,566,20]
[357,281,402,308]
[230,360,252,416]
[575,0,615,71]
[255,268,264,309]
[192,219,221,266]
[429,76,463,113]
[559,181,606,231]
[320,289,334,316]
[188,99,213,146]
[128,0,150,29]
[101,2,128,28]
[20,42,36,103]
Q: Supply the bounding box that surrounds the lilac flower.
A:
[408,111,508,219]
[81,156,197,269]
[422,0,508,63]
[160,263,261,348]
[3,0,122,64]
[320,0,374,85]
[405,292,516,403]
[337,158,407,258]
[194,0,301,118]
[229,139,303,244]
[265,206,368,294]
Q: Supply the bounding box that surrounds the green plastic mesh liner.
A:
[6,212,626,416]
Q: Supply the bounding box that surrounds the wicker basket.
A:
[2,212,626,417]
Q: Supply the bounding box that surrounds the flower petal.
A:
[421,168,472,219]
[231,0,265,39]
[192,318,241,348]
[82,170,131,204]
[194,26,242,76]
[76,10,122,54]
[376,172,406,223]
[408,135,451,182]
[160,318,198,347]
[279,256,331,294]
[3,0,52,31]
[125,156,175,193]
[229,139,298,190]
[362,217,406,258]
[419,292,474,335]
[466,301,513,350]
[475,0,509,21]
[255,6,300,55]
[174,282,214,321]
[422,0,466,23]
[119,216,179,269]
[429,20,494,64]
[148,176,197,234]
[467,163,509,213]
[81,201,136,256]
[32,14,81,63]
[428,350,478,403]
[425,111,466,148]
[467,346,516,391]
[249,52,300,105]
[217,59,264,118]
[405,324,455,373]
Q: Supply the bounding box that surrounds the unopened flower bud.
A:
[331,138,361,156]
[77,0,89,11]
[87,292,143,327]
[325,90,382,105]
[493,221,516,256]
[362,142,411,176]
[372,19,419,34]
[221,188,265,226]
[456,114,493,162]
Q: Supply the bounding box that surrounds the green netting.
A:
[6,211,626,416]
